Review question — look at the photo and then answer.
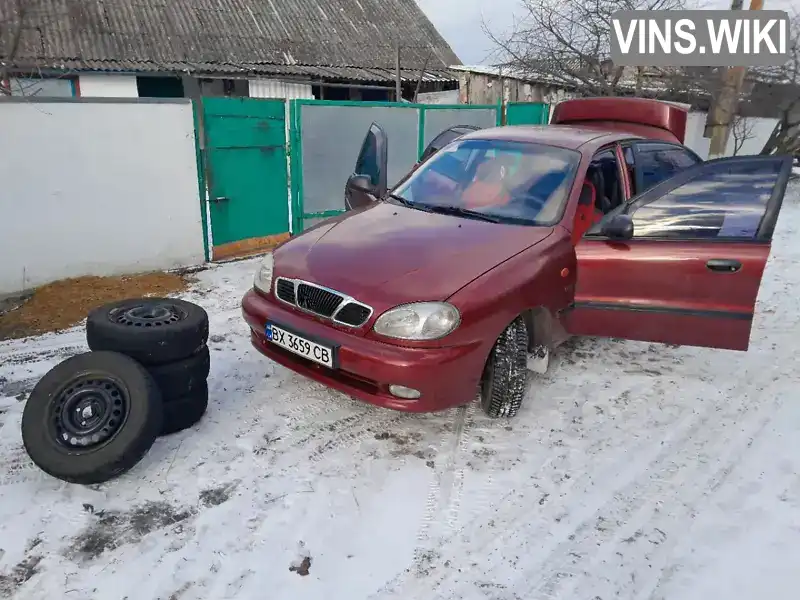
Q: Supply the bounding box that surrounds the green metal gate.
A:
[506,102,551,126]
[199,97,290,259]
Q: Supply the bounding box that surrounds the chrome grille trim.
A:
[273,277,374,328]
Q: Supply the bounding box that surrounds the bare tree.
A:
[731,115,755,156]
[487,0,692,98]
[752,10,800,156]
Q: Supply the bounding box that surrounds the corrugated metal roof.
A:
[5,0,461,81]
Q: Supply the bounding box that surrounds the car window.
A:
[628,160,783,239]
[635,142,702,193]
[392,139,580,226]
[354,129,380,187]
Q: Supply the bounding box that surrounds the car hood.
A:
[274,202,554,309]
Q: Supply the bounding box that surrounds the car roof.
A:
[461,124,642,152]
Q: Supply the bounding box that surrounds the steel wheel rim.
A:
[49,375,129,449]
[112,302,185,327]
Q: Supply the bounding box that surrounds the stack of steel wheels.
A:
[85,298,211,436]
[20,297,210,485]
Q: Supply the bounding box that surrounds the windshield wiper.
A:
[425,205,502,223]
[386,193,434,212]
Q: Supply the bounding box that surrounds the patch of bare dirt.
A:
[0,555,42,597]
[0,271,193,341]
[289,556,312,576]
[68,501,194,562]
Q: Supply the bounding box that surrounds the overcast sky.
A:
[416,0,795,64]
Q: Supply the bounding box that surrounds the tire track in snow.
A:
[370,386,721,600]
[0,447,43,487]
[627,392,796,600]
[306,412,409,464]
[409,403,473,573]
[524,387,781,600]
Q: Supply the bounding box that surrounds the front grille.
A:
[296,283,344,318]
[335,302,372,327]
[274,277,373,327]
[275,279,296,304]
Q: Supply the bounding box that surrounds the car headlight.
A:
[254,253,274,293]
[373,302,460,340]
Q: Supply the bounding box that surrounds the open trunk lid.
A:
[551,97,689,143]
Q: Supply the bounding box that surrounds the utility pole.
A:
[705,0,765,157]
[395,41,402,102]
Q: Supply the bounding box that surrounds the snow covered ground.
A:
[1,182,799,600]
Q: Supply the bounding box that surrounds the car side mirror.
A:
[347,174,377,195]
[601,213,634,240]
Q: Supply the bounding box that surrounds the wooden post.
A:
[395,42,402,102]
[705,0,765,157]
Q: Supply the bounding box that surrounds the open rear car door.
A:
[565,155,793,351]
[552,97,688,143]
[344,122,388,211]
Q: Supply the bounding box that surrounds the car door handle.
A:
[706,258,742,273]
[210,196,230,203]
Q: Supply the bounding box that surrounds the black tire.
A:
[86,298,209,365]
[161,383,209,436]
[21,351,163,485]
[147,345,210,399]
[480,316,529,419]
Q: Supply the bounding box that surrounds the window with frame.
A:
[635,143,702,193]
[628,160,783,240]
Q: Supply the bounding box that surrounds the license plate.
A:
[265,322,335,368]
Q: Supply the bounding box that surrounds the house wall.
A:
[79,74,139,97]
[417,89,459,104]
[0,98,205,296]
[458,71,576,107]
[249,79,314,99]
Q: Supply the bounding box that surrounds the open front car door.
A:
[565,155,794,351]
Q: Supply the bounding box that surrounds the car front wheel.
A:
[480,316,529,418]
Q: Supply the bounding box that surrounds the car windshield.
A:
[391,138,580,226]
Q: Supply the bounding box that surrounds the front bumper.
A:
[241,288,487,412]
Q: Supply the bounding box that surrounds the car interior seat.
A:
[588,168,612,214]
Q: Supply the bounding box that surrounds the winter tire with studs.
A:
[480,316,529,419]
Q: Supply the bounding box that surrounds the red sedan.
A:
[242,98,793,418]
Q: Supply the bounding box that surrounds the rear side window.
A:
[629,160,782,239]
[636,143,702,193]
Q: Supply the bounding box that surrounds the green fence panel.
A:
[289,100,501,233]
[506,102,551,126]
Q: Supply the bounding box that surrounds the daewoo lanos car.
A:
[242,97,793,419]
